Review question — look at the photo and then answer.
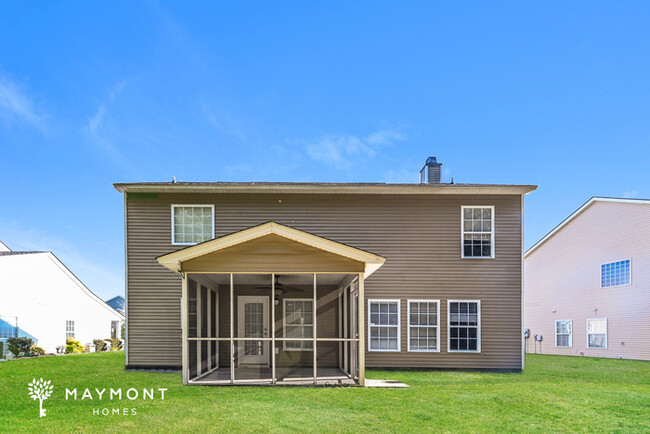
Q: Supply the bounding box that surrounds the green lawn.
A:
[1,352,648,432]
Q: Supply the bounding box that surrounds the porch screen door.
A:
[237,296,269,365]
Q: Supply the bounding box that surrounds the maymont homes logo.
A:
[27,378,54,417]
[27,377,168,418]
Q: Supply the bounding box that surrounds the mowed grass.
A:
[0,352,648,432]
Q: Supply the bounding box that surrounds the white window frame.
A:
[586,318,608,349]
[407,299,440,352]
[65,320,75,340]
[554,319,572,348]
[461,205,495,259]
[283,298,314,352]
[368,299,401,352]
[447,300,481,353]
[171,204,215,246]
[600,259,632,288]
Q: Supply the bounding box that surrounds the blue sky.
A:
[1,2,649,300]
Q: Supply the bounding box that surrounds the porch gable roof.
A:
[157,221,386,277]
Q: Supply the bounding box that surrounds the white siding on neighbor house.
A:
[0,252,124,353]
[524,200,650,360]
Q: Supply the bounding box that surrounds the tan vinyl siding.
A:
[126,193,523,369]
[181,234,364,273]
[524,201,650,360]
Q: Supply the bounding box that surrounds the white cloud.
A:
[622,190,639,199]
[86,80,127,136]
[201,102,250,144]
[305,128,407,170]
[0,74,45,130]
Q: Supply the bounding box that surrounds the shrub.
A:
[65,338,83,354]
[7,337,34,358]
[93,339,107,352]
[121,322,126,339]
[104,338,123,351]
[30,346,46,356]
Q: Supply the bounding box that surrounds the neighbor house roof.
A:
[525,197,650,257]
[0,251,125,320]
[114,181,537,195]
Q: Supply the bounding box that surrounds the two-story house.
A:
[524,197,650,360]
[115,157,536,385]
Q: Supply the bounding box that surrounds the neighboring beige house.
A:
[524,197,650,360]
[115,156,536,386]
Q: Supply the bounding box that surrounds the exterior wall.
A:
[125,192,523,369]
[0,253,124,353]
[524,201,650,360]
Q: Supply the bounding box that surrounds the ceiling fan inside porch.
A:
[253,275,304,294]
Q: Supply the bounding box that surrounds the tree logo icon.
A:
[28,378,54,417]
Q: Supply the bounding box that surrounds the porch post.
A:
[197,283,202,375]
[271,273,276,384]
[313,273,317,385]
[181,274,189,384]
[230,273,234,384]
[358,272,365,386]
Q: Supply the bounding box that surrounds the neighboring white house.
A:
[0,243,124,353]
[524,197,650,361]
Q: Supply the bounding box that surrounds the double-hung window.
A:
[461,206,494,258]
[171,205,214,245]
[601,259,631,287]
[448,300,480,352]
[408,300,439,352]
[65,320,75,339]
[368,300,400,352]
[587,318,607,349]
[283,299,313,351]
[555,320,572,347]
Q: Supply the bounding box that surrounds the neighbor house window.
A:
[368,300,400,352]
[172,205,214,245]
[462,206,494,258]
[555,320,572,348]
[408,300,439,352]
[283,299,313,351]
[601,259,631,287]
[448,301,480,352]
[65,320,75,339]
[587,318,607,349]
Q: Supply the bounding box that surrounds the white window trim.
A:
[407,299,440,352]
[600,258,632,288]
[447,300,481,353]
[171,204,215,246]
[586,318,608,349]
[460,205,495,259]
[554,319,572,348]
[283,298,314,352]
[368,299,401,352]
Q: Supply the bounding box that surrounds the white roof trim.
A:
[45,252,125,320]
[525,197,650,257]
[157,221,386,278]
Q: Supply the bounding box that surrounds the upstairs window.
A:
[172,205,214,245]
[555,320,572,348]
[601,259,631,287]
[65,320,75,339]
[462,206,494,258]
